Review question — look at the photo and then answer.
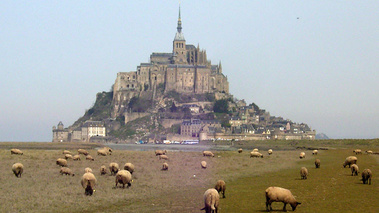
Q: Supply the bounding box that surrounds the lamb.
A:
[86,155,95,161]
[162,162,169,171]
[201,161,207,169]
[351,164,359,176]
[56,158,68,167]
[64,154,73,160]
[81,172,97,195]
[214,180,226,198]
[353,149,362,155]
[73,155,81,161]
[159,155,169,160]
[250,151,263,158]
[115,170,132,188]
[300,167,308,179]
[312,150,318,155]
[63,150,72,155]
[155,150,167,156]
[361,169,372,185]
[60,167,75,176]
[299,152,305,159]
[238,148,243,153]
[124,163,135,174]
[12,163,24,178]
[265,186,301,212]
[78,149,89,156]
[203,151,215,157]
[365,150,373,154]
[315,159,321,168]
[11,149,23,155]
[84,167,93,173]
[201,188,219,213]
[268,149,273,155]
[343,156,358,168]
[253,148,259,152]
[109,162,120,175]
[100,165,107,175]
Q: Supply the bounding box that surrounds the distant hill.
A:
[316,133,329,139]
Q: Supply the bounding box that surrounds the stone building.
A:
[52,120,106,142]
[52,121,69,142]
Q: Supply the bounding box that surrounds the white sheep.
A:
[159,155,169,160]
[100,165,107,175]
[203,151,215,157]
[11,149,23,155]
[350,164,359,176]
[215,180,226,198]
[201,188,219,213]
[253,148,259,152]
[73,155,81,161]
[361,169,372,185]
[78,149,89,156]
[155,150,167,156]
[343,156,358,168]
[12,163,24,178]
[85,155,95,161]
[300,167,308,179]
[81,172,97,195]
[238,148,243,153]
[60,167,75,176]
[312,150,318,155]
[56,158,68,167]
[299,152,305,159]
[109,162,119,175]
[365,150,373,155]
[115,170,132,188]
[268,149,273,155]
[201,161,207,169]
[353,149,362,155]
[250,151,263,158]
[161,162,169,171]
[63,150,72,155]
[265,186,301,212]
[97,149,108,156]
[315,159,321,168]
[84,167,93,173]
[64,154,73,160]
[124,163,135,174]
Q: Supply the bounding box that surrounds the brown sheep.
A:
[12,163,24,178]
[201,161,207,169]
[300,167,308,179]
[351,164,359,176]
[73,155,81,161]
[162,162,168,171]
[64,154,73,160]
[86,155,95,161]
[343,156,358,168]
[60,167,75,176]
[155,150,167,156]
[315,159,321,168]
[238,148,243,153]
[159,155,169,160]
[203,151,215,157]
[62,150,72,155]
[56,158,68,167]
[11,149,23,155]
[115,170,132,188]
[78,149,89,156]
[201,188,219,213]
[100,165,107,175]
[109,162,119,175]
[124,163,135,174]
[265,186,301,212]
[81,172,97,195]
[214,180,226,198]
[361,169,372,185]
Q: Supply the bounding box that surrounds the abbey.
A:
[112,7,229,105]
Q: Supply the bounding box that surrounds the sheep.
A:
[250,151,263,158]
[73,155,81,161]
[201,161,207,169]
[115,170,132,188]
[201,188,219,213]
[312,150,318,155]
[11,149,23,155]
[64,154,73,160]
[100,165,107,175]
[268,149,273,155]
[60,167,75,176]
[81,172,97,196]
[361,169,372,185]
[351,164,359,176]
[265,186,301,212]
[12,163,24,178]
[102,147,113,155]
[109,162,119,175]
[124,163,135,174]
[238,148,243,153]
[365,150,373,155]
[159,155,169,160]
[84,167,93,173]
[56,158,68,167]
[299,152,305,159]
[253,148,259,152]
[315,159,321,168]
[203,151,215,157]
[78,149,89,156]
[155,150,167,156]
[162,162,169,171]
[63,150,72,155]
[85,155,95,161]
[214,180,226,198]
[300,167,308,179]
[97,149,108,156]
[353,149,362,155]
[343,156,358,168]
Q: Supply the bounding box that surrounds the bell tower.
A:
[173,4,187,64]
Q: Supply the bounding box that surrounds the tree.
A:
[213,99,229,113]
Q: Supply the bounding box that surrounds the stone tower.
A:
[173,5,187,64]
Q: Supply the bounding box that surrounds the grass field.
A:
[0,140,378,212]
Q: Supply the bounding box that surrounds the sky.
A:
[0,1,378,142]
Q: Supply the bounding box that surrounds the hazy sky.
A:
[1,1,378,142]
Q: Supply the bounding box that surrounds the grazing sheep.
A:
[100,165,107,175]
[159,155,169,160]
[78,149,89,156]
[56,158,68,167]
[299,152,305,159]
[214,180,226,198]
[64,154,73,160]
[201,161,207,169]
[300,167,308,179]
[86,155,94,161]
[124,163,135,174]
[63,150,72,155]
[102,147,113,155]
[115,170,132,188]
[238,148,243,153]
[85,167,93,173]
[312,150,318,155]
[365,150,373,155]
[155,150,167,156]
[315,159,321,168]
[97,149,108,156]
[203,151,215,157]
[351,164,359,176]
[253,148,259,152]
[353,149,362,155]
[11,149,23,155]
[201,188,219,213]
[73,155,81,161]
[12,163,24,178]
[343,156,358,168]
[250,151,263,158]
[268,149,273,155]
[361,169,372,185]
[265,186,301,212]
[109,162,119,175]
[81,172,97,196]
[162,162,169,171]
[60,167,75,176]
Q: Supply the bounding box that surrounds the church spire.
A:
[174,3,185,41]
[177,4,182,33]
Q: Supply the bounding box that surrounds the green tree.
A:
[213,99,229,113]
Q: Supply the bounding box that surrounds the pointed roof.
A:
[174,4,185,41]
